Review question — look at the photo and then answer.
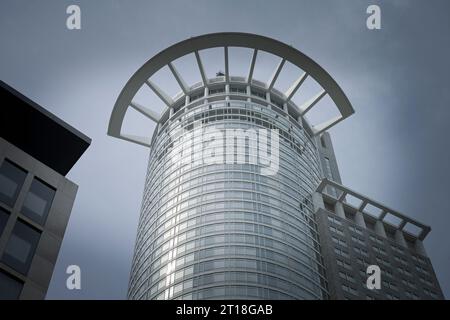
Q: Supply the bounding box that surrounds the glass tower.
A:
[128,97,327,299]
[108,33,355,300]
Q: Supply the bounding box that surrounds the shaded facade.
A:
[0,81,90,299]
[314,180,444,300]
[313,133,444,300]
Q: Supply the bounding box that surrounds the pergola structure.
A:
[316,178,431,241]
[108,32,354,147]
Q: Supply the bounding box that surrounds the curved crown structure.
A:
[109,33,354,300]
[108,32,353,147]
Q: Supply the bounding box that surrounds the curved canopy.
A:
[108,32,354,147]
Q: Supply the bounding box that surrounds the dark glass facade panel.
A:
[21,178,55,225]
[0,159,27,207]
[0,207,9,236]
[2,220,41,275]
[0,270,23,299]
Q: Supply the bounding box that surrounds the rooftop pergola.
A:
[108,32,354,147]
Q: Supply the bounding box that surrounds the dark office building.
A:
[0,81,90,299]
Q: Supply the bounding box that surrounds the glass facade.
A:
[21,178,55,225]
[0,269,23,299]
[0,158,45,277]
[2,219,41,275]
[0,207,9,235]
[0,156,53,299]
[128,96,328,299]
[0,159,27,208]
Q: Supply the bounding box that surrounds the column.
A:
[354,211,366,228]
[334,202,346,219]
[225,84,230,101]
[204,87,209,104]
[374,221,387,238]
[395,230,408,248]
[414,239,428,256]
[312,192,325,210]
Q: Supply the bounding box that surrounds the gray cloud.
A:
[0,0,449,299]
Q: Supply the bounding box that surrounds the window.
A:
[386,293,399,300]
[357,257,370,266]
[382,280,398,291]
[354,247,369,257]
[337,259,352,270]
[330,226,344,236]
[334,248,349,258]
[373,246,386,255]
[1,220,41,275]
[395,256,407,265]
[0,207,10,236]
[328,216,342,226]
[398,267,412,277]
[418,256,427,264]
[405,291,419,300]
[352,236,365,246]
[21,178,56,225]
[424,289,438,299]
[415,265,429,275]
[401,278,416,289]
[391,245,404,254]
[412,254,427,265]
[379,258,391,267]
[420,277,433,287]
[342,284,357,295]
[332,236,347,247]
[0,159,27,207]
[0,270,23,299]
[339,271,355,283]
[349,225,363,236]
[370,235,383,245]
[384,269,393,278]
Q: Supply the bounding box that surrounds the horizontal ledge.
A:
[316,178,431,240]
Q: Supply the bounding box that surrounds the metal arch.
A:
[108,32,354,146]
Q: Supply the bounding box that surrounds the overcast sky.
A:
[1,0,449,299]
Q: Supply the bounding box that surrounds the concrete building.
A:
[107,33,443,300]
[314,133,444,299]
[0,81,90,299]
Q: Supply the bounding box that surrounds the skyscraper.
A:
[0,81,91,299]
[108,33,443,300]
